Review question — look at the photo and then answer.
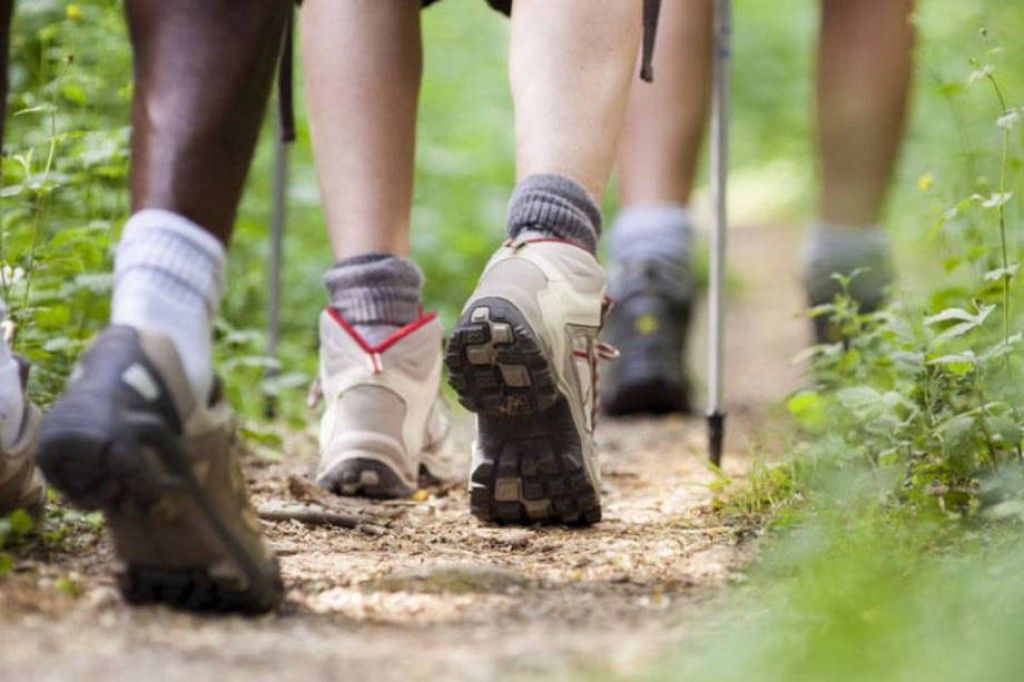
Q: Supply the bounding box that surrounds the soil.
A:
[0,222,808,682]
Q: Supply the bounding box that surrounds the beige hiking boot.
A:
[445,238,612,526]
[314,309,458,498]
[0,357,45,519]
[37,326,282,613]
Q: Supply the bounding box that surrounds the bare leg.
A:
[301,0,421,261]
[817,0,915,226]
[127,0,291,243]
[617,0,713,207]
[510,0,642,202]
[601,1,710,417]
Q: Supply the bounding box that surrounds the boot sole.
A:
[446,297,601,526]
[318,457,417,500]
[37,401,282,614]
[602,376,692,417]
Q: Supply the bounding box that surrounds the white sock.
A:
[0,299,25,451]
[802,221,893,308]
[111,209,225,406]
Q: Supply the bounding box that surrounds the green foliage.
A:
[784,46,1024,517]
[0,508,36,577]
[652,5,1024,679]
[3,0,129,405]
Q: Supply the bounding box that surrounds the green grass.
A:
[640,2,1024,677]
[651,482,1024,682]
[4,2,1024,677]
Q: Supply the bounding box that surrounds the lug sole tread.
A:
[446,297,601,527]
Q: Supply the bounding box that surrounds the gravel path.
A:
[0,222,808,682]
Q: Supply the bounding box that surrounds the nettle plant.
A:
[788,52,1023,517]
[2,2,131,405]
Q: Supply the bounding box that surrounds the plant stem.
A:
[985,72,1012,368]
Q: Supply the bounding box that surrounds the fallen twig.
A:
[257,504,384,535]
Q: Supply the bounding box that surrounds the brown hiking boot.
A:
[0,357,45,519]
[37,326,282,613]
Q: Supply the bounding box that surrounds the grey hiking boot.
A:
[803,227,894,344]
[37,326,282,613]
[805,265,893,344]
[445,238,612,526]
[314,309,458,499]
[0,357,45,520]
[601,258,693,416]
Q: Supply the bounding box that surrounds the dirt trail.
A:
[0,223,808,682]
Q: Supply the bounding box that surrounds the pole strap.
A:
[277,7,296,144]
[640,0,662,82]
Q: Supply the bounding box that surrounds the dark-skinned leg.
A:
[36,0,290,613]
[0,0,12,147]
[127,0,290,242]
[111,0,291,403]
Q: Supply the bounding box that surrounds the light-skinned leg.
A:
[446,1,643,525]
[510,0,642,203]
[805,0,915,316]
[300,1,453,501]
[817,0,915,227]
[301,0,421,262]
[601,0,711,417]
[617,0,713,207]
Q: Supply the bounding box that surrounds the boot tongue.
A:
[353,323,402,347]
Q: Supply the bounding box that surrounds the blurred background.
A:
[1,0,1021,422]
[4,3,1024,680]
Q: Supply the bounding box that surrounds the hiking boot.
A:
[314,309,457,499]
[803,230,894,344]
[601,258,693,416]
[445,238,610,526]
[0,357,45,519]
[805,273,892,344]
[37,326,282,613]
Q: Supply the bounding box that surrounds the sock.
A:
[608,202,695,297]
[0,299,24,451]
[111,209,225,406]
[802,221,893,309]
[323,254,424,345]
[507,174,602,255]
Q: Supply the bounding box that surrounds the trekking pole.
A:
[707,0,732,466]
[264,107,288,419]
[265,10,296,419]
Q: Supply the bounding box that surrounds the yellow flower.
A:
[66,4,82,21]
[917,173,934,192]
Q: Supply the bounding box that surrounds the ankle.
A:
[507,174,602,254]
[803,221,893,307]
[323,254,423,345]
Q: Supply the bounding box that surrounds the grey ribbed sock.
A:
[610,203,694,265]
[608,203,695,301]
[323,254,423,344]
[111,209,225,405]
[507,174,602,254]
[802,221,894,309]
